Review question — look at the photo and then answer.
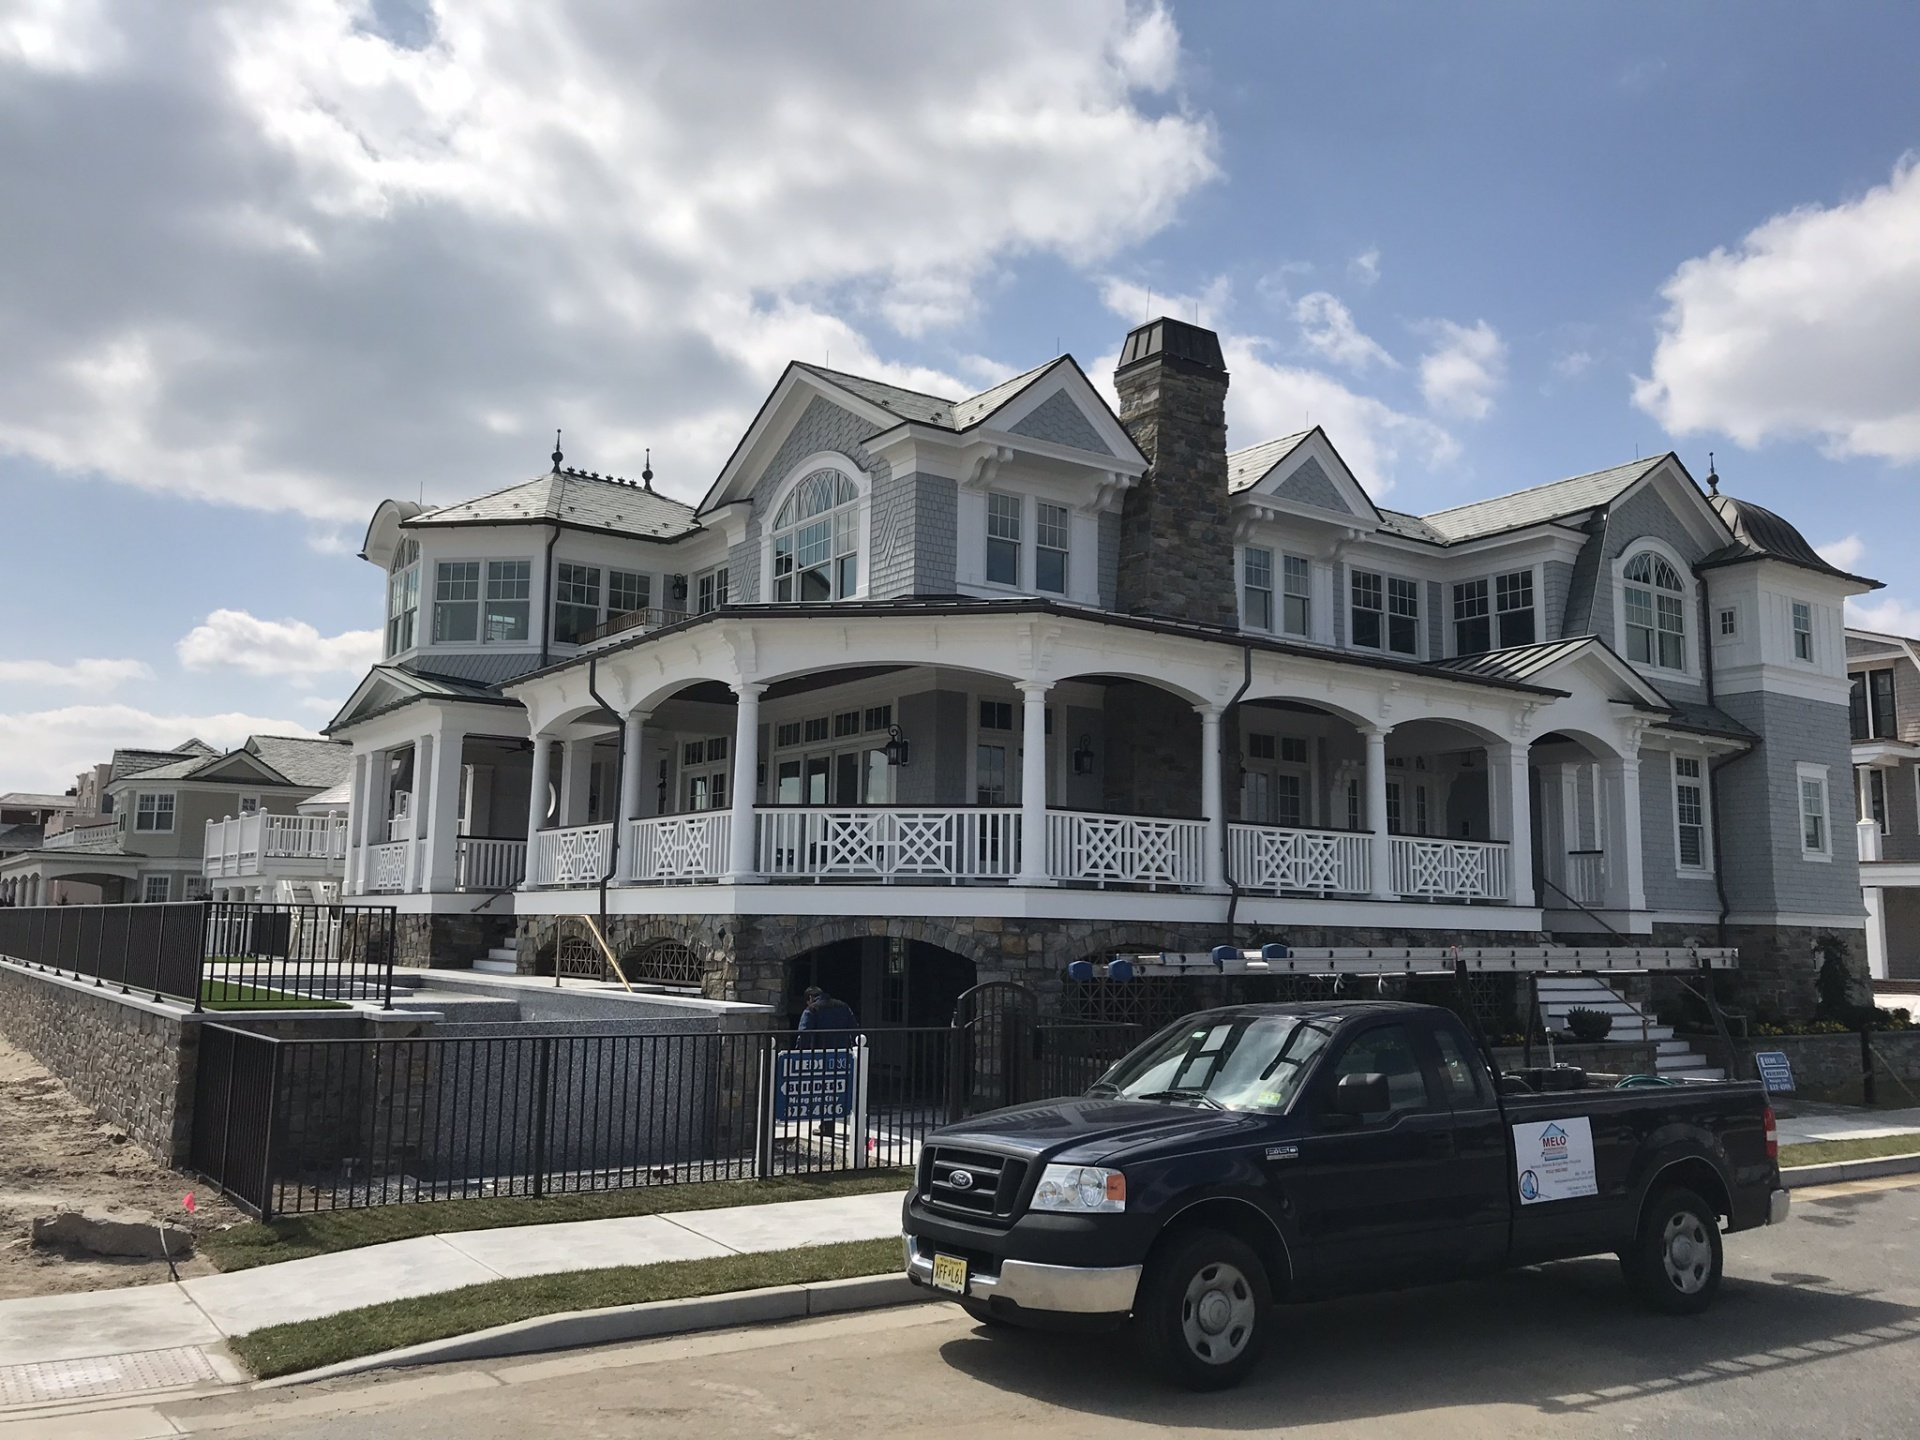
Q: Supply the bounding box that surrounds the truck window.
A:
[1432,1026,1492,1107]
[1094,1014,1335,1114]
[1328,1024,1432,1117]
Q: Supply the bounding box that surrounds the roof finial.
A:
[551,429,563,472]
[641,448,653,490]
[1706,450,1719,495]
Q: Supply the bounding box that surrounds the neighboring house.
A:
[200,738,355,903]
[325,317,1876,1022]
[1847,627,1920,979]
[0,792,76,868]
[0,736,350,907]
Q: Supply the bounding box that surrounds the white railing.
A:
[1047,809,1205,888]
[1229,824,1370,896]
[368,841,410,893]
[628,813,732,882]
[44,822,121,853]
[757,807,1020,882]
[204,813,349,878]
[1390,836,1510,901]
[456,837,527,891]
[1564,850,1605,907]
[531,822,613,887]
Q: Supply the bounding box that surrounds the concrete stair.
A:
[1535,976,1724,1080]
[473,935,520,976]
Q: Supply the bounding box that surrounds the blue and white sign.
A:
[1755,1050,1796,1094]
[774,1047,857,1122]
[1512,1116,1598,1204]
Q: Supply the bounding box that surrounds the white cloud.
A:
[1553,349,1594,380]
[0,704,319,793]
[1418,319,1507,421]
[1293,292,1398,373]
[1095,278,1457,497]
[1848,595,1920,638]
[0,1,1217,521]
[1347,248,1381,287]
[0,657,152,692]
[1634,157,1920,462]
[176,609,379,680]
[1818,535,1866,572]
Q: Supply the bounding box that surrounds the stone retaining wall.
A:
[0,958,200,1166]
[1696,1028,1920,1094]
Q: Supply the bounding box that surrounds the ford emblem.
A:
[948,1169,975,1191]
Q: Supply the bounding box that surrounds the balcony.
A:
[455,837,528,891]
[43,822,122,854]
[579,606,692,648]
[515,809,1511,902]
[204,813,348,880]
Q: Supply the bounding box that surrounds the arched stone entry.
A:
[779,936,977,1030]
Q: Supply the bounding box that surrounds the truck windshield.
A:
[1089,1014,1336,1115]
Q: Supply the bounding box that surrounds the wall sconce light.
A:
[881,724,912,767]
[1072,734,1096,775]
[670,574,689,603]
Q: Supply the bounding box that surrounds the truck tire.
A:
[1136,1228,1272,1390]
[1622,1185,1723,1315]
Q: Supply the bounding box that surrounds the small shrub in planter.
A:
[1566,1008,1614,1043]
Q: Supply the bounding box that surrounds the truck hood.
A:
[929,1096,1263,1165]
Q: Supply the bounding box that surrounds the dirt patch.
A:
[0,1033,244,1300]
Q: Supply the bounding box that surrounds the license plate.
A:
[931,1253,968,1294]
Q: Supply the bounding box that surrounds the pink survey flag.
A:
[183,1192,196,1213]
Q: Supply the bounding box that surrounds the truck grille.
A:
[919,1145,1027,1221]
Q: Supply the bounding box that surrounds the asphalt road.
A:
[148,1175,1920,1439]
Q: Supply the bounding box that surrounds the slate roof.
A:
[0,823,46,852]
[1226,432,1311,493]
[948,360,1061,430]
[246,736,353,789]
[1416,457,1667,543]
[792,358,1068,433]
[409,468,700,541]
[116,756,216,782]
[1374,509,1447,543]
[1658,702,1761,742]
[0,793,75,810]
[110,747,204,780]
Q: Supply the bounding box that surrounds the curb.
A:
[1782,1150,1920,1189]
[253,1272,929,1389]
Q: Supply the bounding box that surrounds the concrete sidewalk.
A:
[0,1189,904,1407]
[1776,1102,1920,1147]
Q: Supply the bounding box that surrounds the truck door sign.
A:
[1513,1117,1598,1204]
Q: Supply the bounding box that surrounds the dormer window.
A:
[386,538,420,656]
[1623,551,1686,670]
[772,469,859,602]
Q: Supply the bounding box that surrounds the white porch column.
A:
[362,746,392,887]
[558,736,594,827]
[1015,681,1053,885]
[1494,741,1535,907]
[1364,725,1395,901]
[1538,761,1571,901]
[723,683,765,883]
[425,723,466,892]
[620,712,650,826]
[1197,703,1226,893]
[347,752,370,895]
[406,735,433,892]
[523,733,553,887]
[1599,752,1646,913]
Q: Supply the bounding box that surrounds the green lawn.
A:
[230,1236,904,1380]
[198,978,347,1011]
[202,1170,911,1272]
[1780,1134,1920,1168]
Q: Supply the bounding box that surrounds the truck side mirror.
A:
[1329,1071,1390,1117]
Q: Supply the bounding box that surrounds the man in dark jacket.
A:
[797,986,859,1137]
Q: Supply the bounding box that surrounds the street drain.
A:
[0,1345,221,1407]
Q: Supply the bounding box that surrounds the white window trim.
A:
[142,874,172,903]
[1612,537,1697,680]
[1669,752,1713,878]
[759,450,871,606]
[1714,604,1739,643]
[1796,760,1832,861]
[1790,599,1815,664]
[237,794,261,815]
[1348,567,1422,659]
[430,556,485,646]
[1239,545,1274,634]
[1280,552,1314,640]
[135,793,175,834]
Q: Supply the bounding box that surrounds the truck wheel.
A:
[1623,1185,1723,1315]
[1137,1229,1272,1390]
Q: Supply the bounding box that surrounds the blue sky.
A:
[1,1,1916,792]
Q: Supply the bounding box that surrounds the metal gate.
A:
[946,982,1140,1121]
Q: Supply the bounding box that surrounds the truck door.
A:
[1428,1021,1511,1272]
[1288,1022,1461,1292]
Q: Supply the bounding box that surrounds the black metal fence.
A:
[190,1019,1141,1219]
[0,900,397,1010]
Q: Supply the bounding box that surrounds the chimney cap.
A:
[1117,316,1226,377]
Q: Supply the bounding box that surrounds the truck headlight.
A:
[1031,1164,1126,1213]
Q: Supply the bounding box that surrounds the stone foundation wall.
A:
[1695,1028,1920,1095]
[0,959,199,1165]
[348,910,513,970]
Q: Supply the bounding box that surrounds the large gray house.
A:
[325,317,1876,1025]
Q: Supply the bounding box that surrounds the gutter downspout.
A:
[538,523,560,670]
[586,654,623,942]
[1222,643,1254,933]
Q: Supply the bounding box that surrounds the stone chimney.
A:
[1113,317,1237,626]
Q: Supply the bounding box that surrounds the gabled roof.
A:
[407,467,699,542]
[325,663,519,734]
[1226,432,1310,493]
[1434,635,1672,710]
[245,736,353,789]
[1417,457,1668,543]
[790,364,957,425]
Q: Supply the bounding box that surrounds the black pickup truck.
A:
[902,1000,1788,1388]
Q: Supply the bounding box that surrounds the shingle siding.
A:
[1007,391,1112,456]
[1274,456,1353,515]
[1097,511,1121,609]
[1543,560,1574,641]
[1636,747,1721,913]
[1590,482,1710,704]
[1426,581,1444,659]
[1875,759,1920,864]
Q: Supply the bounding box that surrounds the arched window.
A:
[771,469,859,602]
[386,538,420,655]
[1623,550,1685,670]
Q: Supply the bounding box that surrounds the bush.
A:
[1814,932,1870,1028]
[1566,1007,1614,1043]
